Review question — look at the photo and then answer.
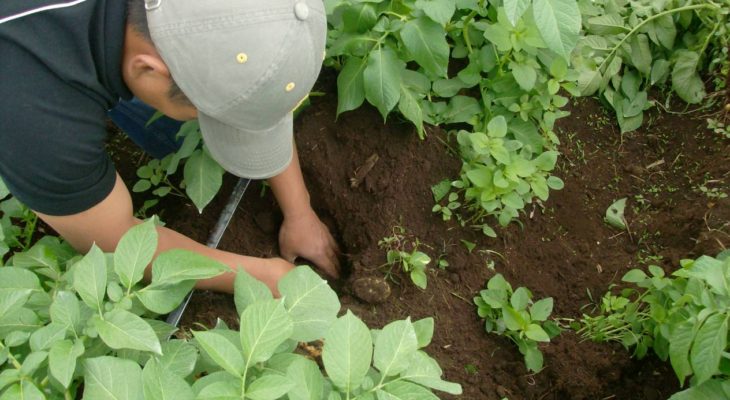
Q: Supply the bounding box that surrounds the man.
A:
[0,0,340,294]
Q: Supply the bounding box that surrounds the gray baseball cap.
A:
[145,0,326,179]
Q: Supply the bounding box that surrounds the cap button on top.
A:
[294,2,309,20]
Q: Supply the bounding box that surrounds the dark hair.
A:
[126,0,193,107]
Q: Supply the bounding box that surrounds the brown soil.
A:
[111,71,730,399]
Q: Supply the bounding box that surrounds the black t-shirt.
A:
[0,0,131,216]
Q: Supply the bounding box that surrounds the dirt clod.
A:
[351,276,391,304]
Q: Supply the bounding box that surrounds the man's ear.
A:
[125,54,171,81]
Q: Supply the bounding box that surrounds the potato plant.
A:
[577,253,730,399]
[325,0,580,234]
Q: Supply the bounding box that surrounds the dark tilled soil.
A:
[111,72,730,399]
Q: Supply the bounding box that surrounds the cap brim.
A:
[198,113,293,179]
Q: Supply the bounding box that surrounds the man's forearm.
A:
[268,142,314,218]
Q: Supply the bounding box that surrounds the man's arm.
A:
[37,173,292,294]
[268,142,341,278]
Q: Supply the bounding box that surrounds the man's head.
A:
[122,0,326,179]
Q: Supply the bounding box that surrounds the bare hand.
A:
[279,210,340,279]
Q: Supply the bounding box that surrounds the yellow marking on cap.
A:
[285,82,296,92]
[236,53,248,64]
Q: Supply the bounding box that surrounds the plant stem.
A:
[597,3,719,74]
[0,342,23,370]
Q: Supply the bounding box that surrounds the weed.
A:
[378,226,432,289]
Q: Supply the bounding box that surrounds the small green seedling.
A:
[378,226,432,289]
[474,274,560,372]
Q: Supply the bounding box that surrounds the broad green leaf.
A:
[287,357,324,400]
[487,116,508,138]
[686,256,726,296]
[504,0,530,26]
[83,356,143,400]
[193,330,244,376]
[50,291,81,333]
[378,381,439,399]
[532,0,581,60]
[142,358,195,400]
[398,85,425,139]
[651,59,670,85]
[72,244,107,311]
[137,280,196,314]
[342,3,377,33]
[578,69,601,96]
[523,344,544,372]
[364,47,404,120]
[49,339,84,389]
[586,14,626,35]
[337,57,367,116]
[322,310,372,393]
[669,322,694,385]
[530,298,553,321]
[510,287,530,311]
[0,267,40,319]
[374,319,418,377]
[246,373,293,400]
[234,269,272,316]
[668,379,730,400]
[415,0,456,26]
[29,322,66,351]
[96,309,162,354]
[432,78,467,97]
[510,62,536,91]
[690,313,727,384]
[412,318,434,348]
[0,381,44,400]
[278,266,340,342]
[400,17,449,78]
[503,306,525,331]
[672,50,705,104]
[11,243,60,279]
[401,352,462,395]
[196,380,240,400]
[151,249,228,285]
[442,95,480,124]
[630,34,652,75]
[114,219,157,290]
[547,176,564,190]
[159,340,198,379]
[0,308,42,337]
[240,299,293,364]
[19,351,47,376]
[184,148,224,213]
[410,269,427,290]
[525,324,550,342]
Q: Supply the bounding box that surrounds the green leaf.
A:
[504,0,530,26]
[83,356,143,400]
[532,0,581,60]
[0,267,40,319]
[487,116,508,138]
[622,269,647,283]
[586,14,626,35]
[322,310,372,393]
[96,309,162,354]
[29,321,66,351]
[234,269,272,316]
[240,299,293,364]
[604,198,627,230]
[690,313,727,384]
[246,373,293,400]
[546,176,564,190]
[49,340,84,389]
[399,84,426,138]
[50,291,81,333]
[578,69,601,96]
[142,358,195,400]
[337,57,367,116]
[669,322,694,385]
[503,306,525,331]
[415,0,456,26]
[672,50,706,104]
[410,269,428,289]
[193,330,244,376]
[374,319,418,377]
[401,352,462,394]
[380,381,439,399]
[72,244,107,311]
[668,379,730,400]
[530,298,553,321]
[184,149,224,213]
[442,95,480,124]
[159,340,198,379]
[286,357,324,400]
[525,324,550,342]
[1,381,45,400]
[431,180,451,202]
[278,266,340,342]
[510,62,537,91]
[523,344,544,372]
[150,249,228,285]
[400,17,450,78]
[342,3,377,33]
[510,287,530,311]
[114,219,157,290]
[412,318,434,348]
[137,281,196,314]
[364,47,404,120]
[630,34,652,75]
[651,59,670,85]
